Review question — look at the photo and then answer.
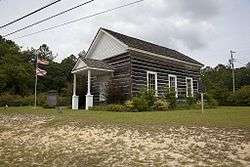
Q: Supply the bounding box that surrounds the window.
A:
[193,80,198,93]
[147,71,158,95]
[186,77,193,97]
[168,74,178,97]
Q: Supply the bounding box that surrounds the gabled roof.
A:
[72,57,113,73]
[80,57,113,71]
[101,28,203,66]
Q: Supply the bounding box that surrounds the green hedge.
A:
[0,94,71,107]
[227,86,250,106]
[90,104,128,112]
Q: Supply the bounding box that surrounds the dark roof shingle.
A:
[102,28,203,66]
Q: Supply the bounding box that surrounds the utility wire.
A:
[0,0,62,29]
[13,0,144,40]
[3,0,94,37]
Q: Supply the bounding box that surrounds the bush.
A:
[105,79,127,104]
[0,94,47,107]
[186,97,197,106]
[58,96,71,106]
[128,89,157,112]
[0,93,70,107]
[205,93,218,108]
[89,105,107,111]
[207,88,230,106]
[227,86,250,106]
[90,104,127,112]
[164,87,176,110]
[175,97,198,110]
[153,98,169,111]
[130,96,150,112]
[138,89,156,107]
[106,104,127,112]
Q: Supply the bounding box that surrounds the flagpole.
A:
[34,50,38,109]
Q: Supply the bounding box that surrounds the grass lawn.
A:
[0,106,249,166]
[1,106,250,129]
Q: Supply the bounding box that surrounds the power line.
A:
[13,0,144,40]
[3,0,94,37]
[0,0,62,29]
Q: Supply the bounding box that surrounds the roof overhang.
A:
[71,57,114,75]
[72,66,114,74]
[128,47,204,67]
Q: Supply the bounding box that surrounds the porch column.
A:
[72,74,79,110]
[87,70,91,95]
[73,73,77,96]
[85,69,93,110]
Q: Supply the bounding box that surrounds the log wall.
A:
[129,51,201,97]
[92,52,131,104]
[91,50,202,104]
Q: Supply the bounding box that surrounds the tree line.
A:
[0,36,77,97]
[202,64,250,105]
[0,35,249,106]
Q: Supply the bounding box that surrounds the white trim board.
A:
[186,77,194,97]
[168,74,178,97]
[146,71,158,95]
[128,47,203,67]
[72,66,114,74]
[72,58,87,72]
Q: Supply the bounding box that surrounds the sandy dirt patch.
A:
[0,114,249,166]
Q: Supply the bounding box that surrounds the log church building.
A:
[71,28,203,110]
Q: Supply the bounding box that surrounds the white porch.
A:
[71,58,113,110]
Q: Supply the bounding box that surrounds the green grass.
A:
[0,106,250,129]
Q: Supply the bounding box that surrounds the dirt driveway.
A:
[0,114,249,166]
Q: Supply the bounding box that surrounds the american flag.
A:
[37,58,49,65]
[36,67,47,76]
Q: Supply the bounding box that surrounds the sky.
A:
[0,0,250,67]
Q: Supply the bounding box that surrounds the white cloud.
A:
[0,0,249,67]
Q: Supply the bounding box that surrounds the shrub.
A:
[227,86,250,106]
[89,105,108,111]
[130,96,150,112]
[128,89,157,112]
[0,93,70,107]
[125,100,135,112]
[138,89,156,107]
[106,104,127,112]
[207,88,230,106]
[186,97,196,106]
[164,87,176,110]
[90,104,127,112]
[205,93,218,108]
[153,98,169,111]
[58,96,71,106]
[105,79,127,104]
[0,94,47,107]
[0,94,27,107]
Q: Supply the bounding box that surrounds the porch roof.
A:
[72,57,114,74]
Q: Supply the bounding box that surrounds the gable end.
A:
[86,29,128,60]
